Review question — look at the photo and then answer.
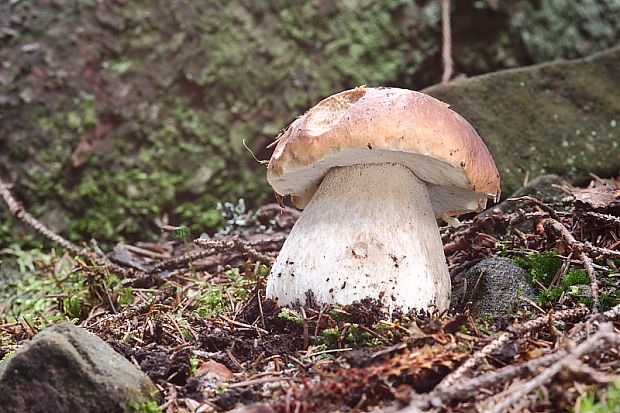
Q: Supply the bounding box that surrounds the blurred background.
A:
[1,0,619,246]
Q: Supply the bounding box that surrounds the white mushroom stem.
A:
[266,162,451,312]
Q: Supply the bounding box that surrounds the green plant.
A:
[188,355,200,374]
[0,346,17,363]
[538,269,619,311]
[538,269,589,304]
[193,268,255,318]
[309,323,382,351]
[0,248,141,328]
[170,225,191,239]
[6,244,51,273]
[214,383,229,395]
[277,308,304,326]
[573,381,620,413]
[129,399,160,413]
[62,295,83,319]
[169,225,196,276]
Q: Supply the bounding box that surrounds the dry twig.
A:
[509,196,605,313]
[508,196,562,221]
[438,306,589,388]
[481,323,619,413]
[194,236,275,264]
[440,0,453,83]
[544,219,601,312]
[150,235,285,274]
[413,305,619,410]
[437,332,511,389]
[0,177,90,257]
[582,210,620,225]
[88,286,177,326]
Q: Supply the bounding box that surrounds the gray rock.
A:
[505,174,569,202]
[424,46,620,197]
[451,257,538,316]
[0,322,158,413]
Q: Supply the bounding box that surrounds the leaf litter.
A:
[0,177,619,412]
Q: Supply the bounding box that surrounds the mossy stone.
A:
[424,46,620,197]
[0,322,158,413]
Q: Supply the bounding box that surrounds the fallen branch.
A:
[437,305,589,389]
[412,304,619,410]
[544,219,601,312]
[149,248,222,273]
[570,303,620,343]
[150,235,285,274]
[194,236,275,264]
[0,177,90,257]
[583,241,620,258]
[582,210,620,226]
[509,305,589,335]
[509,196,604,313]
[481,323,619,413]
[508,196,562,221]
[440,0,453,83]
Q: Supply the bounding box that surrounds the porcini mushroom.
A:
[265,87,500,312]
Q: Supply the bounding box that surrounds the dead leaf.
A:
[568,186,620,210]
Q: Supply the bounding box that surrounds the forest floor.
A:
[0,177,619,412]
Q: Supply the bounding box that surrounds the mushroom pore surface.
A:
[266,162,450,311]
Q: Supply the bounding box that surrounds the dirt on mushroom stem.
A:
[266,163,452,312]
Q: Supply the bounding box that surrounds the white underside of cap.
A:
[268,147,486,215]
[266,163,451,312]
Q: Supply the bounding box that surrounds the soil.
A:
[0,179,619,412]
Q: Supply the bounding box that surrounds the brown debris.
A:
[1,176,619,412]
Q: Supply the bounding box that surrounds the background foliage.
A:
[1,0,619,244]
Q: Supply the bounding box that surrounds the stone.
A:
[424,46,620,197]
[451,257,538,316]
[0,322,158,413]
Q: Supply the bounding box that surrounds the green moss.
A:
[537,269,587,305]
[310,323,382,351]
[519,261,618,311]
[511,252,616,309]
[0,247,136,326]
[513,251,563,288]
[129,398,161,413]
[512,0,620,62]
[278,308,304,326]
[279,304,390,351]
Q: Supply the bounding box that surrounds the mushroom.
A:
[265,87,500,312]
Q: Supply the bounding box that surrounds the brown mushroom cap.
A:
[267,87,500,216]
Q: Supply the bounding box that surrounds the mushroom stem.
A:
[266,163,450,311]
